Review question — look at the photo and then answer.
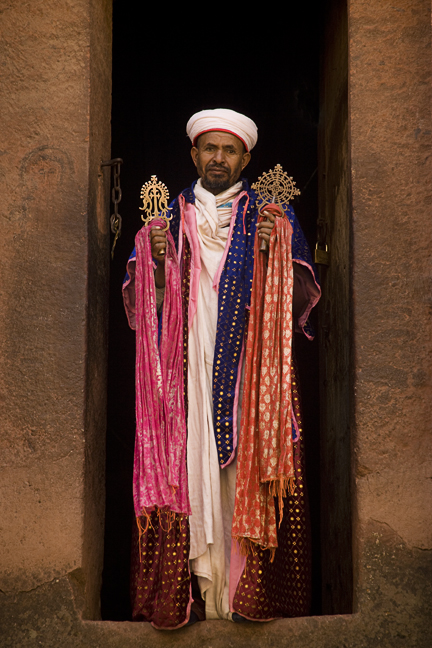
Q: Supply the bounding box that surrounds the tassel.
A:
[235,537,258,558]
[267,476,296,528]
[157,507,175,533]
[136,512,151,563]
[234,536,277,563]
[137,506,179,562]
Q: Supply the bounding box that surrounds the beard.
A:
[201,164,233,194]
[201,175,232,193]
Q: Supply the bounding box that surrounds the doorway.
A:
[101,0,335,620]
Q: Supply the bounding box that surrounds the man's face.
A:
[191,131,251,195]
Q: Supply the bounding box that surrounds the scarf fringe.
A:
[267,476,296,527]
[136,507,177,563]
[234,536,277,563]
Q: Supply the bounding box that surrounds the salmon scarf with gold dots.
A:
[232,206,295,556]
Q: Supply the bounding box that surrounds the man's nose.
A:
[213,149,225,163]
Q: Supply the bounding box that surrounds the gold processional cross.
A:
[251,164,301,252]
[139,175,172,255]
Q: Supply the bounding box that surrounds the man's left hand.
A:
[257,210,276,243]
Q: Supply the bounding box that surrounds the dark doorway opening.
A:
[101,1,325,620]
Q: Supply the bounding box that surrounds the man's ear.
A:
[241,151,251,171]
[191,147,199,167]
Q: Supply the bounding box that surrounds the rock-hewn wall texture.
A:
[349,0,432,628]
[0,0,112,621]
[350,0,432,548]
[0,0,431,646]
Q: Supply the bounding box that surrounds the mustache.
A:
[206,163,229,172]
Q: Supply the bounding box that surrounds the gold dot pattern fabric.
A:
[130,510,191,628]
[233,361,312,618]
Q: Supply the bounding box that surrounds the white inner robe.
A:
[187,179,243,620]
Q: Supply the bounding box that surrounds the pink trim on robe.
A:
[181,201,202,331]
[293,259,321,340]
[177,195,185,264]
[123,256,137,330]
[292,406,300,443]
[229,539,247,612]
[151,582,193,631]
[212,190,248,294]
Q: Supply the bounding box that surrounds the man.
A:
[123,108,320,628]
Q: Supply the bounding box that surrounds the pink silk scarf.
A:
[134,221,190,520]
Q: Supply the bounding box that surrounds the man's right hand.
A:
[150,226,167,259]
[150,226,167,288]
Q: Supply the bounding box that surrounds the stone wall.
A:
[349,0,432,619]
[0,0,112,620]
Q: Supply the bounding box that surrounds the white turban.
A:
[186,108,258,152]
